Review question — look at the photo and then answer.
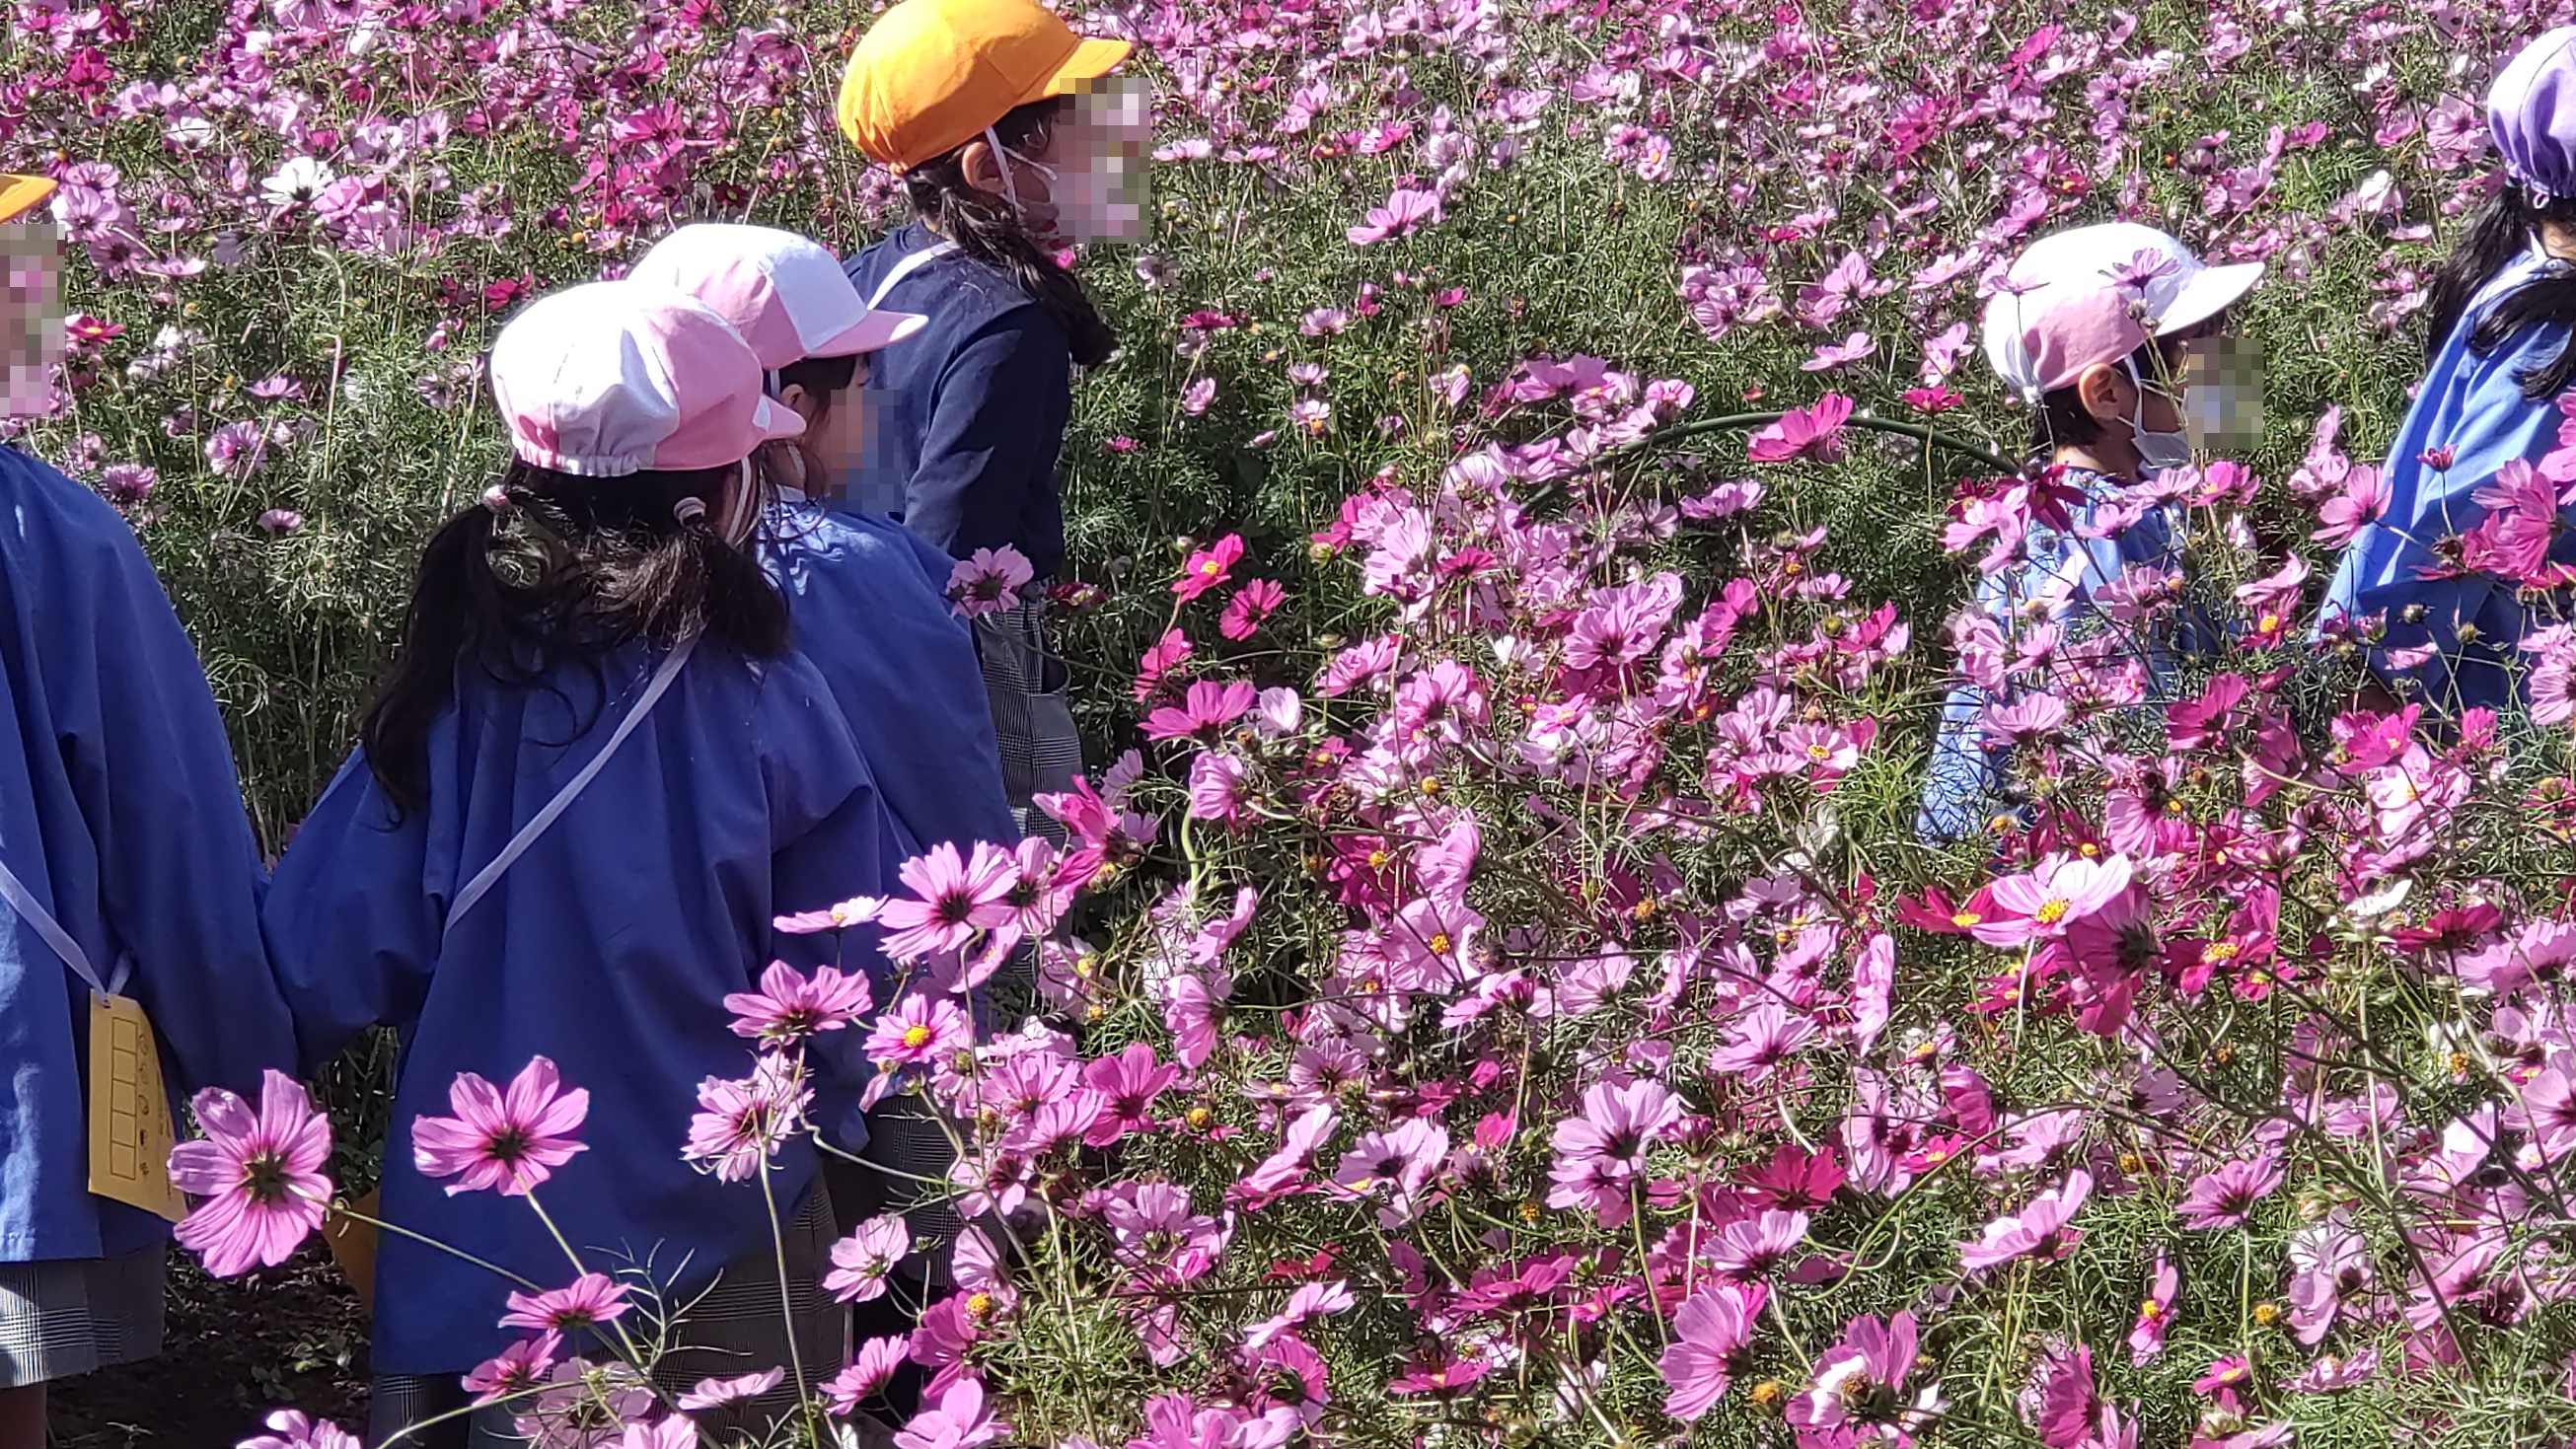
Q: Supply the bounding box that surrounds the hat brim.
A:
[2155,260,2264,337]
[1039,36,1134,100]
[810,309,928,358]
[752,394,807,444]
[0,174,56,225]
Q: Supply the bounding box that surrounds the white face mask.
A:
[2123,357,2192,473]
[720,456,760,543]
[985,125,1057,222]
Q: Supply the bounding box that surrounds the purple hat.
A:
[2491,27,2576,203]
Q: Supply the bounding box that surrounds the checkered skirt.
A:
[367,1182,843,1447]
[0,1243,165,1389]
[972,600,1084,850]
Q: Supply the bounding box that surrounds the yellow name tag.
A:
[86,992,186,1223]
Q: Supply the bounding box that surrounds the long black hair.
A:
[2423,181,2576,400]
[903,97,1117,368]
[359,460,789,814]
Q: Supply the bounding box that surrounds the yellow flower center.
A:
[2258,612,2280,633]
[1200,559,1222,576]
[1428,933,1452,957]
[2203,940,2240,964]
[1419,776,1442,796]
[902,1024,933,1050]
[966,1291,995,1319]
[1186,1106,1214,1129]
[1367,849,1391,870]
[2033,898,2071,925]
[1950,911,1982,928]
[2138,1299,2162,1320]
[1805,742,1830,761]
[2076,841,2098,857]
[2252,1302,2279,1326]
[1750,1380,1785,1408]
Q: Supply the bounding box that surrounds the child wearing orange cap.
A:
[837,0,1149,847]
[0,173,295,1439]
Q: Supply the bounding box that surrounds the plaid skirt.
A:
[824,1095,963,1294]
[972,601,1084,850]
[367,1182,842,1447]
[0,1243,165,1389]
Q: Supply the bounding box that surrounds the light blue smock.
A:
[261,501,1011,1374]
[0,443,292,1264]
[1919,467,2190,843]
[2321,249,2576,712]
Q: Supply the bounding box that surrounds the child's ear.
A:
[957,138,1007,200]
[2074,361,2133,426]
[776,382,819,423]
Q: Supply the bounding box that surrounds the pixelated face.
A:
[0,220,64,418]
[2172,334,2266,456]
[1048,74,1152,244]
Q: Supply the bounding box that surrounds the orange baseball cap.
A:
[837,0,1132,172]
[0,174,57,225]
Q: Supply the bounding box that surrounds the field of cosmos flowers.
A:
[19,0,2576,1444]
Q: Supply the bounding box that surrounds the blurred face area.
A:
[2171,332,2266,456]
[773,354,873,495]
[1047,76,1151,244]
[1,219,63,419]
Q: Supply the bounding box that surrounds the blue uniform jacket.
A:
[0,443,292,1264]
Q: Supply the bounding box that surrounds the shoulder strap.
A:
[0,851,123,996]
[867,242,960,311]
[443,635,700,936]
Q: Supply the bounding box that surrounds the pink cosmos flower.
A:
[499,1272,631,1333]
[1331,1118,1448,1226]
[1658,1281,1765,1420]
[1230,1105,1338,1210]
[1347,187,1441,245]
[1802,330,1876,372]
[894,1375,1008,1449]
[1547,1079,1681,1224]
[773,896,886,935]
[1746,394,1854,464]
[678,1368,784,1411]
[823,1213,913,1303]
[878,841,1019,962]
[946,546,1034,618]
[1144,679,1258,744]
[168,1069,332,1278]
[2177,1150,2285,1230]
[408,1056,589,1197]
[866,991,974,1074]
[1082,1043,1180,1147]
[1135,628,1194,702]
[462,1330,561,1405]
[238,1411,360,1449]
[1959,1171,2094,1271]
[1187,751,1253,826]
[2311,463,2389,547]
[1242,1278,1355,1350]
[822,1335,912,1416]
[1971,854,2136,948]
[1709,1208,1811,1281]
[682,1054,810,1182]
[1220,578,1286,640]
[1707,1002,1818,1082]
[2130,1253,2178,1363]
[1174,533,1245,602]
[618,1419,699,1449]
[722,961,873,1049]
[1789,1312,1942,1443]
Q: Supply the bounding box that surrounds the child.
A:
[261,281,1005,1445]
[0,172,294,1438]
[836,0,1148,843]
[2321,27,2576,712]
[629,222,1017,1404]
[1919,222,2262,842]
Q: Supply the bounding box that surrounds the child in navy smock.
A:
[836,0,1150,844]
[0,170,293,1440]
[262,281,1008,1447]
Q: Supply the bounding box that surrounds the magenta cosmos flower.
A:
[1546,1079,1682,1225]
[945,545,1034,618]
[1970,854,2135,948]
[408,1055,589,1197]
[1173,532,1245,603]
[2131,1252,2178,1363]
[2177,1150,2285,1231]
[1959,1171,2094,1271]
[683,1054,811,1182]
[499,1272,631,1334]
[894,1375,1009,1449]
[824,1335,913,1416]
[238,1410,360,1449]
[722,960,873,1049]
[168,1069,332,1277]
[1789,1311,1943,1444]
[1658,1281,1766,1421]
[877,840,1017,962]
[823,1213,912,1303]
[1746,393,1854,464]
[678,1367,784,1411]
[462,1330,560,1405]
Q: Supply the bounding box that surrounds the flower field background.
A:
[15,0,2576,1446]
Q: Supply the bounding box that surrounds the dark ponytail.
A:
[2425,182,2576,399]
[903,98,1117,368]
[359,460,789,814]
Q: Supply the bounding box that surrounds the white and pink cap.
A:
[488,281,805,476]
[626,222,926,372]
[1980,222,2263,403]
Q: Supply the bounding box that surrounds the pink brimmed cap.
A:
[1979,222,2264,403]
[488,281,805,477]
[627,222,926,372]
